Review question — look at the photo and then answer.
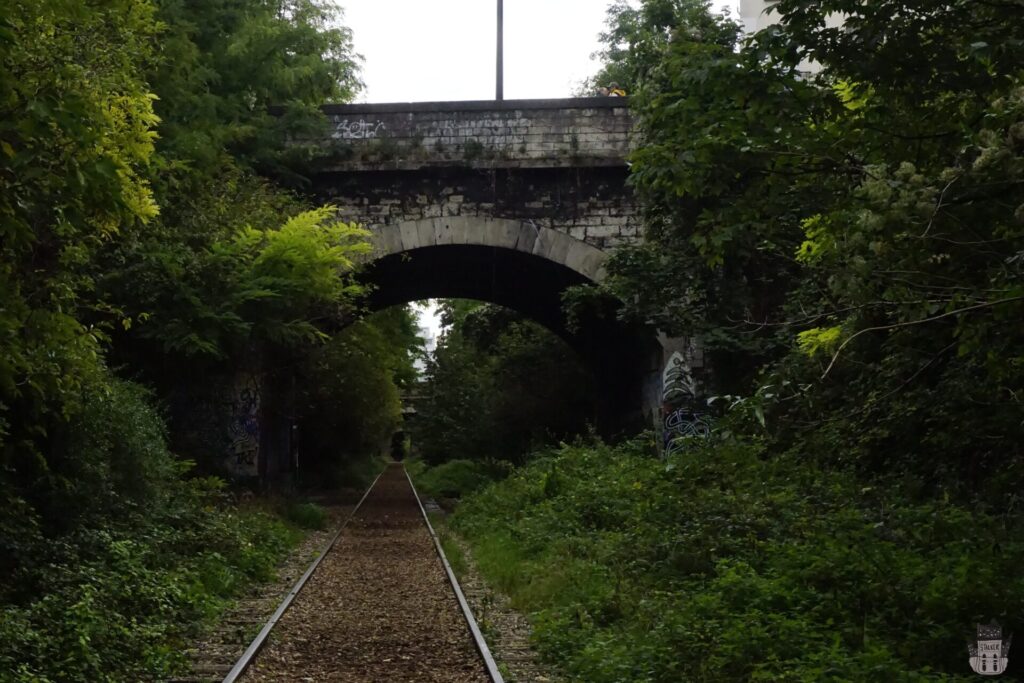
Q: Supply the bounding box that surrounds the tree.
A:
[414,302,597,465]
[81,0,371,474]
[0,1,406,678]
[110,205,370,360]
[0,0,161,485]
[597,0,1024,487]
[297,307,423,481]
[148,0,361,184]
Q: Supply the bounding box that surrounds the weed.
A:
[463,139,486,161]
[285,501,328,530]
[409,458,509,502]
[438,528,467,577]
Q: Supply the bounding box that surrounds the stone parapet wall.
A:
[318,97,631,172]
[314,166,639,252]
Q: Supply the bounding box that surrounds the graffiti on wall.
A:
[661,351,710,455]
[226,374,260,477]
[332,118,387,140]
[663,409,712,455]
[662,351,697,405]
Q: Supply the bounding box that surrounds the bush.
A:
[453,437,1024,682]
[0,479,300,682]
[410,459,510,502]
[306,453,388,494]
[0,376,301,682]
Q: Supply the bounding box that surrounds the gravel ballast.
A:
[240,464,491,682]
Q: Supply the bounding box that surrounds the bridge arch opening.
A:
[358,218,661,432]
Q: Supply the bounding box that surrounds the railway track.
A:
[220,463,502,683]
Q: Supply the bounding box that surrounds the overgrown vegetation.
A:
[594,0,1024,491]
[0,1,414,679]
[406,458,510,504]
[455,438,1024,681]
[284,501,328,530]
[297,307,422,487]
[7,0,1023,677]
[429,0,1024,679]
[0,378,302,681]
[412,300,597,465]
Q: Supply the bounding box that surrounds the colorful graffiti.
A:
[661,351,710,455]
[226,374,260,477]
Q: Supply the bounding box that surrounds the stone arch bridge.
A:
[218,98,705,480]
[314,98,665,396]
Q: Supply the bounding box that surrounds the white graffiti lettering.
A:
[663,409,712,455]
[661,352,696,405]
[660,351,710,453]
[333,118,387,140]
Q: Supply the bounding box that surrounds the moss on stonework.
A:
[463,139,485,161]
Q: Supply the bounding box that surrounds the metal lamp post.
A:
[496,0,504,100]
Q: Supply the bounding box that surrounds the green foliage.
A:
[436,528,468,578]
[90,0,371,472]
[458,2,1024,657]
[284,501,327,530]
[324,453,390,493]
[601,1,827,365]
[0,0,161,463]
[0,374,299,682]
[414,301,597,465]
[109,205,369,359]
[148,0,361,182]
[0,500,298,683]
[455,438,1024,681]
[0,0,382,679]
[296,307,422,483]
[585,0,729,95]
[513,6,1024,677]
[596,0,1024,488]
[408,458,510,502]
[297,317,402,460]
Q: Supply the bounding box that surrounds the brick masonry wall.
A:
[312,166,640,252]
[311,98,639,251]
[318,97,631,173]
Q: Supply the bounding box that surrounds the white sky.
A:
[340,0,737,103]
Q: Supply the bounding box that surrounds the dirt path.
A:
[240,464,490,682]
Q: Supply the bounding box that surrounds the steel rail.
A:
[220,468,387,683]
[404,467,505,683]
